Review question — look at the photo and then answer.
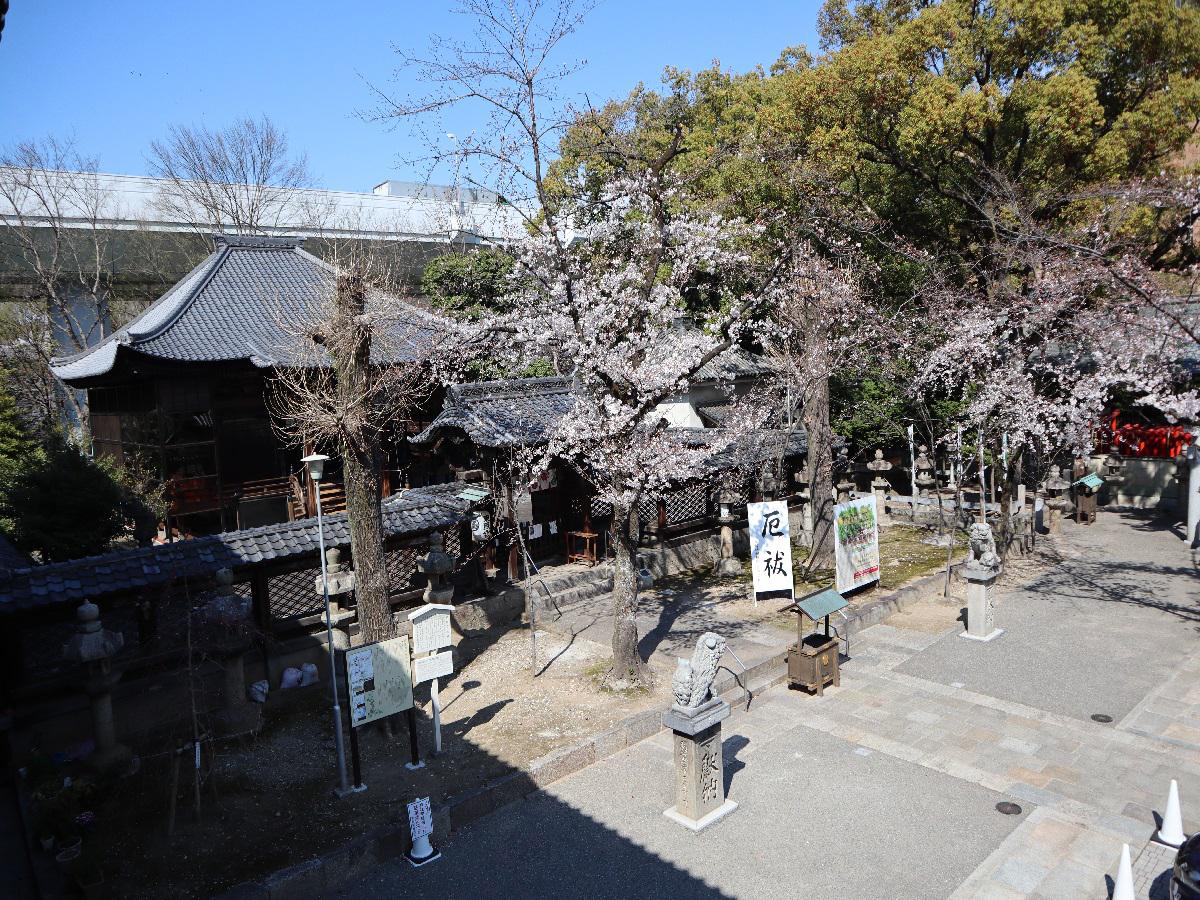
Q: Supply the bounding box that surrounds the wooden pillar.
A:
[250,570,271,633]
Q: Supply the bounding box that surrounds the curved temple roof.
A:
[50,234,446,383]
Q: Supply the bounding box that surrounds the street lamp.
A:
[302,452,351,796]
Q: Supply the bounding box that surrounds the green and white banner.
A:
[834,495,881,594]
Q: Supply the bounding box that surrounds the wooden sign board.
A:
[409,604,454,655]
[412,649,454,685]
[346,635,413,727]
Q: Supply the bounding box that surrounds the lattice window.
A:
[589,496,613,521]
[637,494,660,527]
[266,566,324,620]
[385,544,422,595]
[19,619,78,680]
[664,483,709,526]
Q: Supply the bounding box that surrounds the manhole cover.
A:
[1091,714,1114,724]
[995,802,1023,816]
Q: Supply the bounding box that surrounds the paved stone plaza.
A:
[342,511,1197,899]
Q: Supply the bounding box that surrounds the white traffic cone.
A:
[1158,779,1186,847]
[1112,843,1135,900]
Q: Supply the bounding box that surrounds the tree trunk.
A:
[342,435,391,642]
[609,504,649,688]
[332,270,393,645]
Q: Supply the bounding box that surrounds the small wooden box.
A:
[787,633,841,696]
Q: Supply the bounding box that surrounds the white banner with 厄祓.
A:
[748,500,793,595]
[834,495,881,594]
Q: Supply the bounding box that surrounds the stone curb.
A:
[217,566,951,899]
[839,568,954,634]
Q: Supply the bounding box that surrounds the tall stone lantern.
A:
[866,449,893,526]
[204,569,261,737]
[715,488,743,578]
[914,445,938,498]
[1043,465,1072,534]
[417,532,456,605]
[63,600,132,774]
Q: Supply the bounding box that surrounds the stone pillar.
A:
[962,567,1003,642]
[63,601,132,774]
[662,697,737,831]
[1187,428,1200,548]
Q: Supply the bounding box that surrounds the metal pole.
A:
[431,677,442,755]
[405,707,422,769]
[907,424,917,500]
[315,487,351,796]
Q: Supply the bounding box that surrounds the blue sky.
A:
[0,2,821,192]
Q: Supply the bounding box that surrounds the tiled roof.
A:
[413,349,778,450]
[50,235,446,383]
[412,377,577,448]
[694,346,775,382]
[0,487,469,613]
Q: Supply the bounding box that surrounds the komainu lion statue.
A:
[671,632,728,710]
[966,522,1000,571]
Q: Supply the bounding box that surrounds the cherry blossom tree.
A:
[480,170,797,686]
[906,174,1200,540]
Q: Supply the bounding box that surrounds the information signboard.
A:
[346,635,414,727]
[748,500,793,595]
[408,604,454,655]
[412,650,454,685]
[833,495,881,594]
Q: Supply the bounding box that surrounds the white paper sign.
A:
[748,500,793,595]
[408,604,454,655]
[528,522,543,540]
[407,796,433,840]
[412,650,454,684]
[834,495,881,594]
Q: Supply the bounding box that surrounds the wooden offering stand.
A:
[787,587,848,696]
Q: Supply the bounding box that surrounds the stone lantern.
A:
[835,447,855,504]
[715,488,743,578]
[1043,464,1072,534]
[866,449,893,526]
[914,445,937,498]
[63,600,132,774]
[204,569,261,737]
[417,532,456,605]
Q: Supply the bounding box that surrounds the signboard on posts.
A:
[833,495,881,594]
[748,500,793,596]
[346,635,414,727]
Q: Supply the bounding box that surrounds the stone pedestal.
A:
[962,567,1003,642]
[661,698,737,831]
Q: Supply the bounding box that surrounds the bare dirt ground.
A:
[89,627,667,899]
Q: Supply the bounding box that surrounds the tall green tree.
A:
[778,0,1200,257]
[7,437,124,562]
[0,371,40,538]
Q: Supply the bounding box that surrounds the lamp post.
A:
[303,453,351,796]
